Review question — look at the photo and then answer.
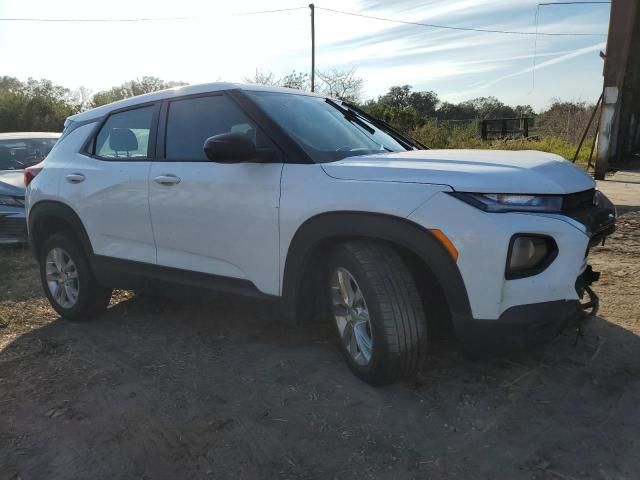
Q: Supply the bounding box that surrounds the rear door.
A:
[59,103,159,264]
[148,93,283,295]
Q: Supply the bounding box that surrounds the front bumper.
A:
[0,208,27,244]
[459,300,582,353]
[410,189,615,320]
[458,266,600,354]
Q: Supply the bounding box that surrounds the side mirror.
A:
[203,132,271,163]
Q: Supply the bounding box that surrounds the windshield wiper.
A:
[325,98,376,134]
[341,101,429,150]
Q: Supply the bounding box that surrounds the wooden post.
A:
[572,91,603,163]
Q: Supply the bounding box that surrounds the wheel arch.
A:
[28,200,94,260]
[282,211,474,334]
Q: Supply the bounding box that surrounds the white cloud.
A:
[476,42,606,89]
[0,0,610,108]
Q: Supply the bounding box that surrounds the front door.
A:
[148,93,283,295]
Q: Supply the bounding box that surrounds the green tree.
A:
[408,90,439,118]
[91,76,187,107]
[363,85,439,127]
[436,101,477,121]
[0,76,79,132]
[379,85,413,108]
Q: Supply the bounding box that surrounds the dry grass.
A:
[411,121,594,168]
[0,246,133,350]
[1,209,639,479]
[0,246,53,350]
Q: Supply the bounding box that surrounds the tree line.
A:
[0,71,598,150]
[0,76,185,133]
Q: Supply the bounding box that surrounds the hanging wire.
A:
[529,1,610,93]
[0,6,307,22]
[0,4,607,37]
[315,6,607,36]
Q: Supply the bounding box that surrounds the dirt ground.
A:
[1,174,639,480]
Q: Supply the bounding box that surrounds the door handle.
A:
[154,174,181,186]
[65,173,85,184]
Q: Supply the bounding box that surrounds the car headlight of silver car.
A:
[450,192,563,213]
[0,195,24,207]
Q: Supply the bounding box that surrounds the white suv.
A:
[25,83,616,385]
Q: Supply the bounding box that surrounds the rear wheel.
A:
[39,233,112,320]
[327,240,427,385]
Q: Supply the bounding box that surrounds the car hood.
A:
[321,149,595,194]
[0,170,25,196]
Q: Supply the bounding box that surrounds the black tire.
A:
[327,240,427,385]
[39,232,112,321]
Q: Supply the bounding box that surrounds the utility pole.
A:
[309,3,315,92]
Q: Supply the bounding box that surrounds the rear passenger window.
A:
[165,95,271,161]
[94,106,154,159]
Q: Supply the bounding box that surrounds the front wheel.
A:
[39,233,112,320]
[327,240,427,385]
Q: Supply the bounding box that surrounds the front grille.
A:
[0,216,27,238]
[562,188,595,212]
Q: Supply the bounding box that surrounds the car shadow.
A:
[1,290,639,479]
[616,204,640,214]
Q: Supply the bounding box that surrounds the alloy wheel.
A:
[330,267,373,366]
[45,247,79,309]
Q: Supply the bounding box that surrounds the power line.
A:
[0,6,307,22]
[529,1,609,92]
[233,6,307,16]
[0,16,197,22]
[316,6,607,36]
[538,2,610,5]
[0,4,609,35]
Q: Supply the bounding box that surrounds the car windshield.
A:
[0,138,58,170]
[247,91,411,163]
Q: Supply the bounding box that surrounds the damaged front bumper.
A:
[576,265,600,316]
[460,264,604,355]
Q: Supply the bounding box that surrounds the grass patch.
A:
[411,121,593,169]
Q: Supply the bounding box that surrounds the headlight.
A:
[0,195,23,207]
[450,192,563,213]
[506,235,557,279]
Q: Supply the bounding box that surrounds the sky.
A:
[0,0,611,111]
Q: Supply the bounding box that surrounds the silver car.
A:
[0,132,60,244]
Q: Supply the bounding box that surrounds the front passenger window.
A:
[165,95,271,161]
[94,106,154,159]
